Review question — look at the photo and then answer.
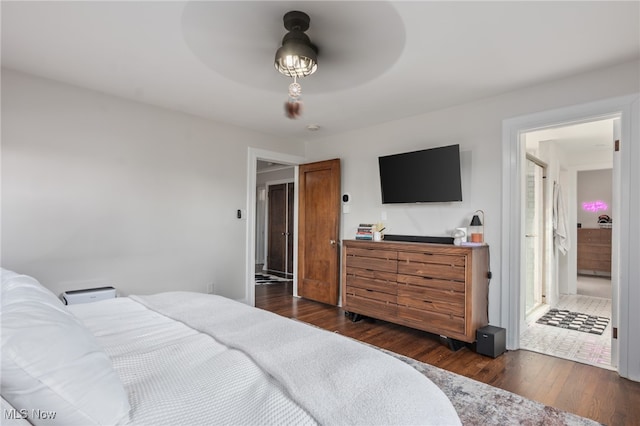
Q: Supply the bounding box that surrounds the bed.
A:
[1,269,461,425]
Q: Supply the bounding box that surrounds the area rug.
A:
[536,309,609,335]
[254,273,291,285]
[379,347,603,426]
[520,295,613,370]
[297,320,601,425]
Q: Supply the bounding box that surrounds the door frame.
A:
[501,93,638,379]
[523,153,548,322]
[245,148,305,307]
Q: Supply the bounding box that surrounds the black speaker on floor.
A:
[476,325,506,358]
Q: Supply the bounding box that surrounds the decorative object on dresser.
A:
[355,223,375,240]
[469,210,485,243]
[342,239,490,347]
[577,228,611,276]
[452,227,467,246]
[355,223,385,241]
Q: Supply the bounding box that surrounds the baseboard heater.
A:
[62,286,117,305]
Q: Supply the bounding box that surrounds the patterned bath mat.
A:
[536,309,609,335]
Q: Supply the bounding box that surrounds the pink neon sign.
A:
[582,200,609,213]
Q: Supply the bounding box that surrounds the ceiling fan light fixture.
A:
[274,48,317,78]
[274,11,318,78]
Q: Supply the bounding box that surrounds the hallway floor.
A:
[577,274,611,298]
[520,293,613,370]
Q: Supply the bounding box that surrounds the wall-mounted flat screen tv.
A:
[378,144,463,203]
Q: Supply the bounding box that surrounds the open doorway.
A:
[246,149,343,309]
[245,148,305,307]
[255,160,295,281]
[518,118,616,370]
[501,93,640,380]
[503,94,638,380]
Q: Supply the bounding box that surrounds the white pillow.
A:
[1,269,131,425]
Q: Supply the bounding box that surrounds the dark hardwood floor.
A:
[256,282,640,425]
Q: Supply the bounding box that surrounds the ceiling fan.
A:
[180,2,405,114]
[274,11,318,119]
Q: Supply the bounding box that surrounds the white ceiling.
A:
[2,1,639,142]
[525,118,616,169]
[526,119,615,153]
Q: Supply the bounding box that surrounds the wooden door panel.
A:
[298,159,341,305]
[268,183,286,273]
[287,182,294,275]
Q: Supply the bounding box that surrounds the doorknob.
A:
[330,239,336,246]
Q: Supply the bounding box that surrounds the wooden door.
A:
[267,183,287,274]
[298,159,341,305]
[287,182,294,275]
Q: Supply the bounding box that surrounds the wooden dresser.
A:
[577,228,611,276]
[342,239,489,343]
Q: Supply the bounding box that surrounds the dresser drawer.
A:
[397,252,466,281]
[346,285,396,303]
[345,266,397,282]
[345,250,398,273]
[345,271,397,295]
[398,259,466,281]
[599,230,612,243]
[398,305,465,335]
[398,251,466,266]
[347,247,398,260]
[578,228,612,243]
[577,244,611,257]
[345,294,397,318]
[578,260,611,272]
[578,228,600,237]
[397,284,465,316]
[396,274,465,293]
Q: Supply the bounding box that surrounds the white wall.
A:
[305,60,640,326]
[256,166,295,186]
[1,69,304,300]
[626,96,640,380]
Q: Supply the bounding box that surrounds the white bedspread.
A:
[70,292,461,425]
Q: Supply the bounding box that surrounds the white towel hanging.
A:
[553,182,570,254]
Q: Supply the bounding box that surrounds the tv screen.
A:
[378,144,463,203]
